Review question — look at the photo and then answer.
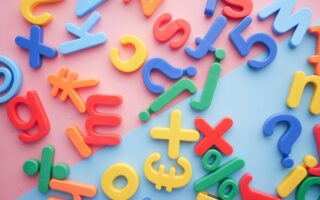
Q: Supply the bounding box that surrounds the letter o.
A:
[101,163,139,199]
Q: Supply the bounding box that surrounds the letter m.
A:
[258,0,312,48]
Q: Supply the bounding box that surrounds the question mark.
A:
[263,113,302,168]
[142,58,197,94]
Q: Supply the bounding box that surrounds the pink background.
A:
[1,0,320,199]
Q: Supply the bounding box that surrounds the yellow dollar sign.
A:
[144,152,192,192]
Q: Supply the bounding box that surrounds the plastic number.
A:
[229,16,277,69]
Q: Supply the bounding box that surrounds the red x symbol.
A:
[194,117,233,156]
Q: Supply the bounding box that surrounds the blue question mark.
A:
[142,58,197,94]
[263,113,302,168]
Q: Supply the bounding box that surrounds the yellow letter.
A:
[277,155,317,198]
[110,34,148,73]
[287,71,320,114]
[20,0,63,26]
[101,163,139,199]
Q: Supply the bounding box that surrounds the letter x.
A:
[15,25,57,69]
[194,117,233,156]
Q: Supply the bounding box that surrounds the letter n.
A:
[287,71,320,114]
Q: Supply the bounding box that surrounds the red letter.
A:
[308,125,320,176]
[85,95,122,146]
[240,173,281,200]
[153,13,191,49]
[7,90,50,142]
[222,0,253,19]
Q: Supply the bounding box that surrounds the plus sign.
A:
[15,25,57,69]
[151,109,200,159]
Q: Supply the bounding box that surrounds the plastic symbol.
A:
[101,163,139,199]
[153,13,191,49]
[258,0,312,48]
[190,48,225,111]
[85,95,123,146]
[196,192,219,200]
[194,117,234,156]
[263,113,302,168]
[194,149,245,199]
[142,57,196,94]
[229,16,277,69]
[308,26,320,75]
[150,109,200,159]
[276,155,317,198]
[0,56,23,104]
[124,0,164,17]
[59,12,107,55]
[286,71,320,115]
[15,25,57,69]
[185,16,227,60]
[308,125,320,176]
[7,90,50,143]
[66,126,93,158]
[204,0,217,17]
[296,177,320,200]
[240,173,281,200]
[144,152,192,192]
[110,34,148,73]
[49,179,97,200]
[75,0,107,17]
[20,0,63,25]
[48,67,99,113]
[23,145,70,193]
[139,78,197,122]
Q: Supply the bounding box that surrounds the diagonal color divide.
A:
[19,32,320,200]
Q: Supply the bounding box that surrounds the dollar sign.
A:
[144,152,192,192]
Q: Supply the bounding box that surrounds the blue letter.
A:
[59,12,107,55]
[75,0,107,17]
[258,0,312,48]
[185,16,227,60]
